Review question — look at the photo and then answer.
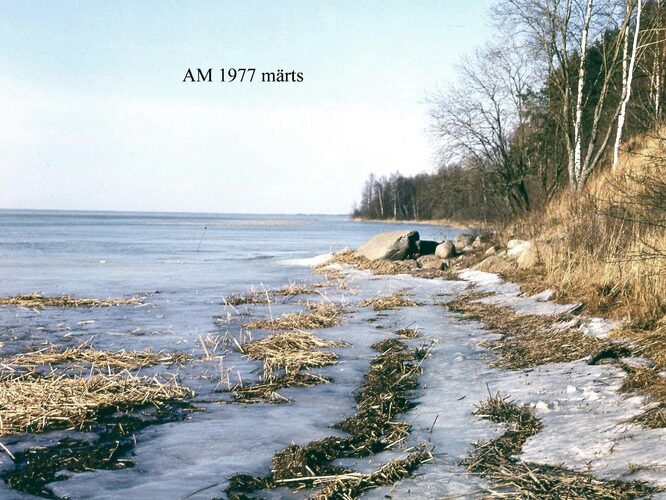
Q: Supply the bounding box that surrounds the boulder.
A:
[472,255,516,273]
[507,239,531,258]
[435,240,456,259]
[517,242,541,269]
[416,255,446,270]
[484,245,497,256]
[454,234,475,253]
[472,235,492,250]
[357,230,419,261]
[416,240,438,256]
[462,245,474,253]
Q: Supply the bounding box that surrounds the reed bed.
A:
[226,337,426,498]
[232,372,332,404]
[360,294,419,311]
[445,291,614,369]
[301,449,432,499]
[245,302,342,331]
[0,372,192,436]
[463,392,656,498]
[0,293,142,308]
[223,291,273,306]
[240,330,348,374]
[223,282,331,307]
[4,345,189,370]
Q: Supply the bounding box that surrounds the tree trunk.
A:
[613,0,642,170]
[572,0,594,191]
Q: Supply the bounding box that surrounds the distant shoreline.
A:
[350,217,483,231]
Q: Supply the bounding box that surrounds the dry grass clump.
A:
[464,392,656,498]
[619,367,666,428]
[0,293,142,308]
[0,372,192,436]
[245,302,342,331]
[445,291,614,369]
[225,338,426,497]
[361,294,419,311]
[224,282,331,307]
[4,345,189,370]
[396,327,421,338]
[277,281,330,297]
[240,330,348,374]
[232,372,331,404]
[308,449,432,499]
[223,291,273,306]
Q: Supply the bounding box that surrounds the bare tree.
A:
[431,44,536,213]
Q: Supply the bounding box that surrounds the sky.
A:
[0,0,494,214]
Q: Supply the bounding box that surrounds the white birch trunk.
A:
[613,0,642,170]
[573,0,594,191]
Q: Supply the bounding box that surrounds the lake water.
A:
[0,211,467,499]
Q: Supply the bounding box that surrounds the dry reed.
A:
[225,337,426,497]
[4,345,189,370]
[464,392,656,498]
[240,330,348,374]
[0,293,142,308]
[0,372,192,436]
[361,294,419,311]
[245,302,342,331]
[445,291,614,369]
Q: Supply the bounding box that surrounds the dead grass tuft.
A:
[240,330,348,375]
[4,345,189,370]
[245,302,342,331]
[0,372,192,436]
[232,372,332,404]
[0,293,142,308]
[361,294,419,311]
[445,291,614,369]
[308,449,433,499]
[619,367,666,428]
[396,328,421,338]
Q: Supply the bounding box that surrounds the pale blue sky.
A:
[0,1,493,214]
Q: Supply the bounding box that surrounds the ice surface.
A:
[0,260,664,498]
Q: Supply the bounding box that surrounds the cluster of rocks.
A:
[356,230,496,270]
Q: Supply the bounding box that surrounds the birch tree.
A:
[613,0,643,169]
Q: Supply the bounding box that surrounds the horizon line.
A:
[0,207,350,217]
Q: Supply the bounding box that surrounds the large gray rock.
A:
[454,234,475,253]
[357,230,419,261]
[416,255,446,270]
[416,240,438,256]
[435,240,456,259]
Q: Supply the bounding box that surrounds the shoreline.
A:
[350,216,489,231]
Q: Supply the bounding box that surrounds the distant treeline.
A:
[353,0,665,222]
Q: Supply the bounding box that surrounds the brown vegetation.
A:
[464,392,656,498]
[244,302,342,331]
[239,330,348,375]
[360,294,419,311]
[0,372,192,436]
[445,291,614,369]
[0,293,142,308]
[226,337,428,498]
[4,345,189,370]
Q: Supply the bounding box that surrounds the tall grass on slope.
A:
[508,130,666,366]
